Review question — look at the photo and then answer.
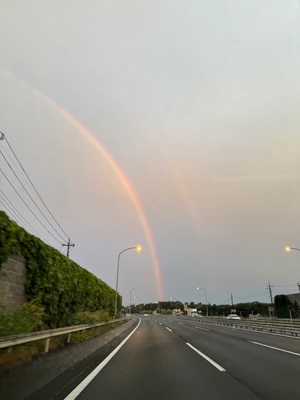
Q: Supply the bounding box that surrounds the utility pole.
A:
[266,282,273,304]
[62,238,75,258]
[266,282,274,318]
[297,282,300,293]
[231,293,234,306]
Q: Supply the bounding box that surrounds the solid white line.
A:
[166,327,172,332]
[186,343,226,372]
[63,318,141,400]
[195,326,210,332]
[250,341,300,357]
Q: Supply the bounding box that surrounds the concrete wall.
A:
[0,255,27,313]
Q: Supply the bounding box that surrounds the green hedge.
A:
[0,211,119,327]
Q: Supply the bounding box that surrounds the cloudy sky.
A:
[1,1,300,307]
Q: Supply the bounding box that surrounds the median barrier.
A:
[186,316,300,337]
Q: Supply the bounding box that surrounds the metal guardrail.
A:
[0,318,127,353]
[188,316,300,337]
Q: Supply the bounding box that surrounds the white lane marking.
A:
[159,322,162,325]
[63,318,141,400]
[166,327,172,332]
[250,341,300,357]
[195,326,210,332]
[186,343,226,372]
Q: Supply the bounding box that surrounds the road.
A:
[3,315,300,399]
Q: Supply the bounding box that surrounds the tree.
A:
[274,295,299,318]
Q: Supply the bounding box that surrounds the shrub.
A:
[0,211,118,329]
[0,300,45,337]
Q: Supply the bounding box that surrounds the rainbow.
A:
[1,69,164,300]
[155,139,198,225]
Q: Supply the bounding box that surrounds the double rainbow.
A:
[1,70,164,300]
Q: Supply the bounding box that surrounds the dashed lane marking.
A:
[186,343,226,372]
[195,326,210,332]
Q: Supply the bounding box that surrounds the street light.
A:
[285,246,300,252]
[114,246,142,318]
[129,287,138,314]
[196,287,208,316]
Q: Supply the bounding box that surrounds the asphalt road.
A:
[2,315,300,399]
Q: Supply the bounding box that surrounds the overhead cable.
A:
[0,189,48,241]
[0,168,63,246]
[0,148,69,243]
[1,131,71,242]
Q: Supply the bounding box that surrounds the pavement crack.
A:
[226,371,268,400]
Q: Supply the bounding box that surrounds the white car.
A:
[227,314,241,320]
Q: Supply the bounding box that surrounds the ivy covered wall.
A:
[0,211,119,327]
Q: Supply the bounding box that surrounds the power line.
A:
[1,132,71,242]
[0,138,25,180]
[0,189,49,242]
[0,131,75,253]
[0,147,68,243]
[0,168,63,246]
[0,198,31,232]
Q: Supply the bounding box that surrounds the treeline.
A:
[274,295,299,318]
[131,300,271,317]
[0,211,118,329]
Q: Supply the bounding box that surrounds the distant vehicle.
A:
[187,308,198,317]
[143,313,149,317]
[227,314,241,320]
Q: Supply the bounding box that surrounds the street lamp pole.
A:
[197,287,208,316]
[114,246,142,318]
[285,246,300,293]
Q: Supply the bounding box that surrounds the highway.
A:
[63,315,299,400]
[2,315,300,399]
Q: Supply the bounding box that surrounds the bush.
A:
[72,310,110,325]
[0,211,118,328]
[0,300,45,337]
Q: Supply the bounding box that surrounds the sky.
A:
[1,1,300,307]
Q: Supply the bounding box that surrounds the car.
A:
[227,314,241,320]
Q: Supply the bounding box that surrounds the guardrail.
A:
[0,318,127,353]
[188,316,300,337]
